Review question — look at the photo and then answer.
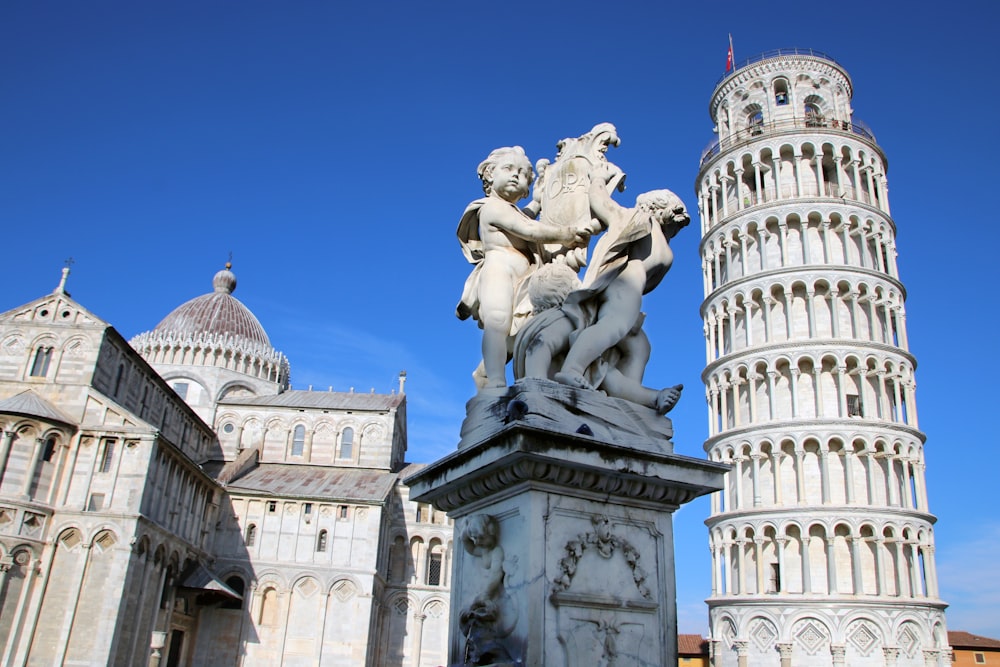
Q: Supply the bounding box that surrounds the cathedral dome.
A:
[130,264,290,391]
[152,265,271,347]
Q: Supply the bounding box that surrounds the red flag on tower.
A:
[726,34,734,72]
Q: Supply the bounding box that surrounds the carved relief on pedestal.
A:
[458,514,516,666]
[550,514,659,665]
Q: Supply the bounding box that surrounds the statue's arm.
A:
[487,203,579,244]
[588,174,625,231]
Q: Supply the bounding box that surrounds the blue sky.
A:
[2,0,997,638]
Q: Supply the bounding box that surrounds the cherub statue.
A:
[552,166,690,393]
[457,147,593,390]
[513,263,682,414]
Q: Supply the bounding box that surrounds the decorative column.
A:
[0,430,16,487]
[20,438,45,499]
[734,640,749,667]
[778,642,794,667]
[831,643,846,666]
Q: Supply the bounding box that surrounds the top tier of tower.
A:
[711,49,852,137]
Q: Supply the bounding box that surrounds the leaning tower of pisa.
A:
[695,49,950,667]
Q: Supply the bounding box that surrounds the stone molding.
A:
[405,426,727,515]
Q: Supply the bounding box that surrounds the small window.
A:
[317,529,328,552]
[768,563,780,593]
[805,103,824,127]
[222,422,235,434]
[975,652,986,664]
[30,346,53,377]
[303,502,313,515]
[847,395,863,417]
[339,427,354,459]
[427,552,442,586]
[42,437,57,462]
[172,382,189,399]
[245,524,257,546]
[416,505,425,523]
[338,505,349,520]
[291,425,305,457]
[100,440,116,473]
[748,110,764,135]
[87,493,105,511]
[774,78,789,106]
[267,501,277,513]
[221,576,244,610]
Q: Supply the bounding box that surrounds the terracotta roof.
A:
[949,631,1000,650]
[220,389,403,411]
[0,390,76,427]
[227,463,397,503]
[152,267,271,347]
[678,634,708,656]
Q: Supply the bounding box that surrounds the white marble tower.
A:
[695,49,950,667]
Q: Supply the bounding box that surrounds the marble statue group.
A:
[457,123,689,415]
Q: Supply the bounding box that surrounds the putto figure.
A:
[457,146,592,389]
[553,169,690,394]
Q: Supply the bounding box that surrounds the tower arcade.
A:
[695,49,949,667]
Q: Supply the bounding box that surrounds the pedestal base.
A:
[406,393,726,667]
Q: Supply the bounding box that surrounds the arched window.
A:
[222,575,245,610]
[259,587,278,625]
[245,523,257,546]
[339,428,354,459]
[427,540,445,586]
[317,530,328,552]
[748,110,764,135]
[30,346,53,377]
[42,437,57,462]
[291,425,306,457]
[774,78,789,105]
[805,103,823,127]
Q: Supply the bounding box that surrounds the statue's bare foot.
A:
[554,371,594,390]
[655,384,684,415]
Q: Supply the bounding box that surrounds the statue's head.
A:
[463,514,499,552]
[478,146,534,201]
[636,189,690,237]
[528,263,581,314]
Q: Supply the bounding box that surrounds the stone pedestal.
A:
[406,382,727,667]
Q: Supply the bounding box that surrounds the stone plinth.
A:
[406,384,727,667]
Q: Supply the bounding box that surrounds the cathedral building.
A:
[695,49,949,666]
[0,265,451,667]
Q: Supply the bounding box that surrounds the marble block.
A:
[406,407,727,667]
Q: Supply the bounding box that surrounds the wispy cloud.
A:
[937,522,1000,637]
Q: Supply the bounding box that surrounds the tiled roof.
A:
[221,389,403,411]
[151,267,271,347]
[0,390,76,426]
[949,631,1000,650]
[226,463,397,503]
[678,634,708,656]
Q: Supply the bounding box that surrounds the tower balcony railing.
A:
[715,48,843,87]
[699,117,877,169]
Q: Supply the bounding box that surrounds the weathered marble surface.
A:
[458,378,675,454]
[406,425,727,666]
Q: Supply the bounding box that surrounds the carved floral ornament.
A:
[551,514,651,600]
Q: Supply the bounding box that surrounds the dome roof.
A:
[152,265,271,347]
